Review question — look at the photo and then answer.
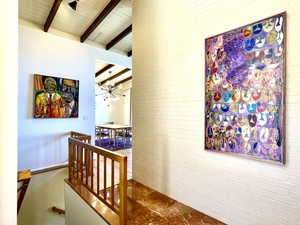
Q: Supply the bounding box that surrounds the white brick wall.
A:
[132,0,300,224]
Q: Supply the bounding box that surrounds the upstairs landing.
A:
[66,179,226,225]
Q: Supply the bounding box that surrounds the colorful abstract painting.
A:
[34,74,79,118]
[205,13,286,164]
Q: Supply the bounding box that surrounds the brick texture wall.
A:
[132,0,300,224]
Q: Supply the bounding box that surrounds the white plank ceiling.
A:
[19,0,132,54]
[95,61,132,86]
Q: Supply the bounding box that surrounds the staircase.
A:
[66,131,226,225]
[67,132,127,225]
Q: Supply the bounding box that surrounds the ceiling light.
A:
[68,0,78,11]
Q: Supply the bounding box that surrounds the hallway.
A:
[1,0,298,225]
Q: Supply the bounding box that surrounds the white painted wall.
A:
[0,1,18,224]
[95,87,131,125]
[64,182,108,225]
[95,92,110,125]
[123,88,132,124]
[18,22,131,171]
[109,88,131,124]
[132,1,300,225]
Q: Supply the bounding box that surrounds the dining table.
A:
[96,124,132,148]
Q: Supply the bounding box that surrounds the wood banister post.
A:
[68,139,73,182]
[119,157,127,225]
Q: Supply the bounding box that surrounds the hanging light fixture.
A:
[95,83,126,106]
[68,0,79,11]
[95,71,127,107]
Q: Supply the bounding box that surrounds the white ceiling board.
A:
[112,32,132,52]
[52,0,111,37]
[109,71,132,85]
[19,0,132,54]
[95,61,109,72]
[94,62,132,90]
[87,0,132,45]
[95,64,128,83]
[19,0,55,26]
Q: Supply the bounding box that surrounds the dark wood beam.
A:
[44,0,63,32]
[127,50,132,57]
[106,25,132,50]
[114,76,132,87]
[100,68,131,85]
[80,0,121,42]
[95,64,114,77]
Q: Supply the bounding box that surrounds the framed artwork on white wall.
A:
[204,12,286,164]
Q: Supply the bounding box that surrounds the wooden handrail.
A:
[70,131,91,144]
[68,137,127,225]
[48,132,91,217]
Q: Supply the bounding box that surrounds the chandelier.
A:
[95,82,125,106]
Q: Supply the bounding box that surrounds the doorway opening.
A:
[94,60,132,178]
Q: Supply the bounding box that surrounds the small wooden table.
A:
[97,124,132,148]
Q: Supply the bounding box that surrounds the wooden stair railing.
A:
[70,131,93,177]
[68,137,128,225]
[50,132,92,216]
[17,170,32,213]
[70,131,91,144]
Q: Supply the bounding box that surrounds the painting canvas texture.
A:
[205,13,285,164]
[34,74,79,118]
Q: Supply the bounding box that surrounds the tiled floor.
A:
[69,147,225,224]
[127,180,225,225]
[21,147,225,225]
[67,178,226,225]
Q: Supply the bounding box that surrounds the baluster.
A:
[73,144,76,180]
[104,157,107,200]
[97,153,100,195]
[111,160,115,207]
[85,147,88,186]
[81,146,84,184]
[119,158,127,225]
[76,145,81,180]
[91,151,94,191]
[68,140,72,182]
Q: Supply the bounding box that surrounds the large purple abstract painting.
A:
[205,13,286,164]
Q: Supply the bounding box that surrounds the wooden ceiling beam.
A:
[95,64,114,77]
[44,0,63,32]
[100,68,131,85]
[127,50,132,57]
[106,25,132,50]
[113,76,132,87]
[80,0,121,42]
